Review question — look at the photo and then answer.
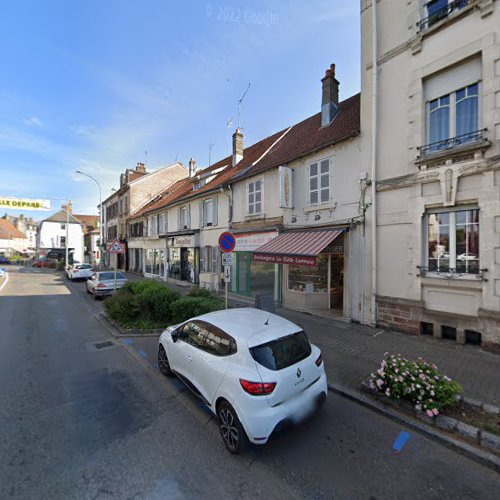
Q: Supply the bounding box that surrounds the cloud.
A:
[24,116,44,127]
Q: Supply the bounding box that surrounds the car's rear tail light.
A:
[315,353,323,367]
[239,379,276,396]
[97,283,106,288]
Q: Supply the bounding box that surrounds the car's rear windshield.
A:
[250,331,312,371]
[99,272,126,280]
[76,264,92,269]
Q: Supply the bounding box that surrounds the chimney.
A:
[188,158,197,178]
[321,63,339,127]
[136,162,146,173]
[62,201,73,214]
[232,128,244,167]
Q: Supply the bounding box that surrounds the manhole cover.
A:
[95,341,114,350]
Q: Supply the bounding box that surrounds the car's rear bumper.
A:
[238,370,328,445]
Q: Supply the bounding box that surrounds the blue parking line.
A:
[393,431,410,452]
[170,378,187,393]
[121,338,134,346]
[152,362,159,369]
[139,349,148,358]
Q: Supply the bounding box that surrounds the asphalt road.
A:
[1,266,499,500]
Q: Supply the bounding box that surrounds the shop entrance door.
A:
[236,252,251,296]
[180,248,189,281]
[329,254,344,311]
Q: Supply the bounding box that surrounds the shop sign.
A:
[279,166,293,209]
[170,235,195,247]
[235,231,277,252]
[0,196,51,211]
[253,253,317,267]
[323,244,344,254]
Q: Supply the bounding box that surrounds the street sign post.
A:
[218,232,236,309]
[107,238,125,291]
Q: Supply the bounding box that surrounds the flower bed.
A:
[368,353,462,417]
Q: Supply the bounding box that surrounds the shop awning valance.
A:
[253,229,345,267]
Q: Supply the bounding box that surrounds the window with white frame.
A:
[309,159,330,205]
[203,199,214,226]
[424,58,481,153]
[424,0,469,28]
[180,206,189,229]
[248,179,263,215]
[426,208,479,275]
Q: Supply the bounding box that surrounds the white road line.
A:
[0,271,9,292]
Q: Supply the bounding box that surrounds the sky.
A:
[0,0,360,219]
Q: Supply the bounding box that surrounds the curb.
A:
[95,312,162,338]
[327,383,500,472]
[0,271,9,292]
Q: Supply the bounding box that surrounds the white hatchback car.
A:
[157,308,327,454]
[66,263,94,281]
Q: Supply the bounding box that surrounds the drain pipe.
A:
[370,0,378,327]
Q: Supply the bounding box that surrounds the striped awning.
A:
[253,229,345,267]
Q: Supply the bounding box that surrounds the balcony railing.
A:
[417,0,469,32]
[418,129,486,158]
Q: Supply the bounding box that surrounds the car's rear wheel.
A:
[157,345,172,376]
[217,401,249,455]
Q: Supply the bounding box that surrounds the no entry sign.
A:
[218,232,236,253]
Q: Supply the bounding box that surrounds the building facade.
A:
[361,0,500,350]
[101,162,187,269]
[37,204,85,263]
[0,218,27,257]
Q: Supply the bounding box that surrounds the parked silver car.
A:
[86,271,128,300]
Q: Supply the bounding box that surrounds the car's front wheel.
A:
[158,345,172,376]
[217,401,249,455]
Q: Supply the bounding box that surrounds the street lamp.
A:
[75,170,103,270]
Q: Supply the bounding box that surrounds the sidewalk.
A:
[122,271,500,407]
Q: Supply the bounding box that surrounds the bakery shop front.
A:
[253,228,345,313]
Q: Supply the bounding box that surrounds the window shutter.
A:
[200,246,205,273]
[212,246,218,274]
[177,208,181,230]
[199,201,204,228]
[187,205,191,229]
[424,57,481,101]
[213,196,218,226]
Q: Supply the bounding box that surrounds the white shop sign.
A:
[169,235,196,247]
[234,231,277,252]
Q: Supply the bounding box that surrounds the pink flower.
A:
[432,408,439,416]
[415,404,422,411]
[419,373,426,381]
[376,379,384,388]
[426,409,434,418]
[398,376,404,382]
[385,388,391,397]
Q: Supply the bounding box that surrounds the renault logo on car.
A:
[297,368,301,378]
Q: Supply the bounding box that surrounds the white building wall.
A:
[39,221,84,262]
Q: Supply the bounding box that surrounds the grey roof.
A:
[43,210,82,224]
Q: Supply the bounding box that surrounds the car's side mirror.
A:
[171,329,180,343]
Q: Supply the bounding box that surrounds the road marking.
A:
[170,378,187,393]
[152,362,159,369]
[373,330,384,337]
[139,349,148,358]
[121,338,134,345]
[0,271,9,292]
[393,431,410,452]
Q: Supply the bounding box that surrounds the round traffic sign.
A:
[218,231,236,253]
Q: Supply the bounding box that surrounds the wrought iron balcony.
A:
[417,0,469,32]
[418,129,486,158]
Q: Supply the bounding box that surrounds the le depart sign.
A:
[0,197,51,211]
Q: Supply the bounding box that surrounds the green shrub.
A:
[121,280,159,295]
[105,290,139,324]
[187,286,213,298]
[369,353,462,417]
[170,296,224,324]
[135,285,179,322]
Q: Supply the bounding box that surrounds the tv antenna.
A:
[237,83,251,129]
[208,143,215,167]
